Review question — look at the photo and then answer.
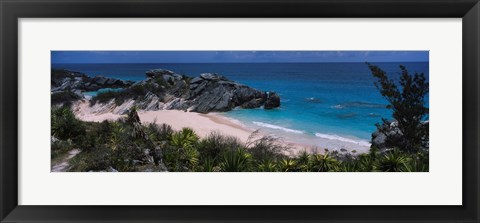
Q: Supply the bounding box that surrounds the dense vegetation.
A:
[51,64,429,172]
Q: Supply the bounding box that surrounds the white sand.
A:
[72,100,255,142]
[139,110,255,142]
[72,100,125,121]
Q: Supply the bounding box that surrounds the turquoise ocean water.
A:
[52,62,429,147]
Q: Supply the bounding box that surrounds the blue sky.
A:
[51,51,429,63]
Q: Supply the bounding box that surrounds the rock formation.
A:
[52,68,281,114]
[371,120,429,153]
[51,69,133,93]
[124,69,281,113]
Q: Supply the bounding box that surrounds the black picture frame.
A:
[1,0,479,222]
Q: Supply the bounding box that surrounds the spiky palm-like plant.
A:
[296,150,311,171]
[279,158,297,172]
[297,150,310,165]
[183,146,200,171]
[339,161,359,172]
[170,127,199,149]
[158,123,174,140]
[219,148,252,172]
[201,157,215,172]
[308,153,339,172]
[146,123,173,143]
[375,149,410,172]
[168,128,200,171]
[51,106,85,142]
[109,122,124,151]
[401,152,429,172]
[258,160,278,172]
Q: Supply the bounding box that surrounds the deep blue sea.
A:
[52,62,429,146]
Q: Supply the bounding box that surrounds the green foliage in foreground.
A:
[51,106,429,172]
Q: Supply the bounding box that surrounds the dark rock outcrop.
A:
[264,92,281,109]
[146,69,183,83]
[52,68,281,114]
[371,121,401,152]
[151,71,280,113]
[92,69,280,114]
[371,120,429,153]
[51,69,133,93]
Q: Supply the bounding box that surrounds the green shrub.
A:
[374,149,410,172]
[51,139,74,160]
[51,106,86,143]
[356,154,376,172]
[69,145,111,172]
[170,127,199,149]
[197,131,243,162]
[51,91,81,106]
[109,138,145,172]
[296,150,310,171]
[146,123,174,142]
[338,161,360,172]
[257,160,278,172]
[163,145,184,172]
[220,148,252,172]
[308,153,339,172]
[401,151,429,172]
[165,128,200,171]
[201,157,215,172]
[247,135,287,162]
[278,158,297,172]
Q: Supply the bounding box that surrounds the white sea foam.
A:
[331,104,344,109]
[314,133,371,147]
[252,121,304,134]
[222,116,247,127]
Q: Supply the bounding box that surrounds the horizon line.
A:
[51,61,429,64]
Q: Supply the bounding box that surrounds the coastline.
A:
[72,100,371,154]
[72,100,256,143]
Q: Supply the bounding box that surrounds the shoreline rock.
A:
[371,120,429,153]
[51,68,281,114]
[52,69,133,93]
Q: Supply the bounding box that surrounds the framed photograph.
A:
[1,0,479,222]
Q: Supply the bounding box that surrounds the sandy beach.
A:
[139,110,255,142]
[72,100,370,154]
[73,100,256,143]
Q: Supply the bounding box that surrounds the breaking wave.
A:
[252,121,304,134]
[314,132,371,147]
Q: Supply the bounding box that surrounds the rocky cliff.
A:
[52,69,133,93]
[52,68,281,114]
[51,69,134,106]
